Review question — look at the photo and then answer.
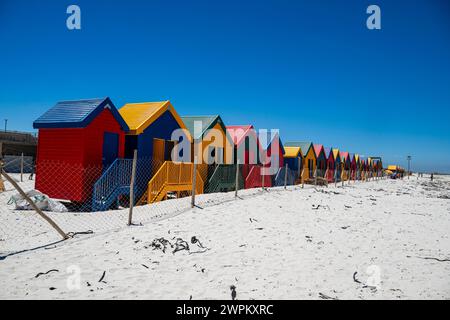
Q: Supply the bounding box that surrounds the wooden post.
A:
[0,160,5,192]
[235,161,239,198]
[301,168,305,188]
[128,150,138,226]
[20,153,24,182]
[284,163,288,189]
[341,169,344,187]
[314,168,317,186]
[191,156,198,208]
[334,169,337,187]
[1,169,67,240]
[261,166,264,190]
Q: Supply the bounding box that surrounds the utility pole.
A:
[407,155,411,179]
[4,119,7,132]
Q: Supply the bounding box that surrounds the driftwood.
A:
[353,272,362,284]
[173,238,190,254]
[66,230,94,238]
[413,256,450,262]
[98,271,106,283]
[35,269,59,278]
[191,236,205,249]
[318,292,338,300]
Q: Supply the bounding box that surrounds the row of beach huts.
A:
[32,97,385,211]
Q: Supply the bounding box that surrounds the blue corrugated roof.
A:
[33,97,129,131]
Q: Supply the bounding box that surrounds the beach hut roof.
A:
[226,125,256,146]
[340,151,349,161]
[181,115,224,139]
[387,165,398,171]
[284,141,312,156]
[33,97,129,130]
[313,144,324,158]
[332,148,340,160]
[119,100,186,135]
[284,146,302,158]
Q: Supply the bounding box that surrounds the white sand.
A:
[0,174,449,299]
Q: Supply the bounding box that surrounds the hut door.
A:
[164,140,175,161]
[153,138,165,164]
[102,132,119,168]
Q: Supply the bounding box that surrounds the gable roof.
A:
[181,115,234,147]
[340,151,349,162]
[284,146,302,158]
[119,100,186,135]
[180,115,229,140]
[226,125,256,147]
[181,116,218,139]
[332,148,340,161]
[313,144,325,158]
[284,141,312,157]
[33,97,129,131]
[349,153,356,163]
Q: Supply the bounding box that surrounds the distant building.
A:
[0,130,38,158]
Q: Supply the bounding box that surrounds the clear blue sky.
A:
[1,0,449,173]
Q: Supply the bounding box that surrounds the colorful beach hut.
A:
[117,101,197,205]
[332,148,342,182]
[369,156,383,176]
[226,125,260,166]
[261,131,284,171]
[180,115,234,165]
[227,125,269,189]
[278,146,302,186]
[324,147,338,182]
[340,151,351,180]
[283,146,303,174]
[260,131,284,187]
[33,97,129,204]
[284,142,314,182]
[349,153,357,180]
[119,101,189,161]
[359,156,368,179]
[353,154,360,179]
[313,144,327,177]
[181,115,237,193]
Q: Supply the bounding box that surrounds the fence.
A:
[0,156,387,257]
[2,154,34,174]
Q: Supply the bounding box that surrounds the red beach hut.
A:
[33,98,129,203]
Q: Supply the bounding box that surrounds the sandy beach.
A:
[0,175,449,299]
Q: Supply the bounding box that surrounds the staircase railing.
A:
[147,162,169,203]
[147,161,204,203]
[92,158,134,211]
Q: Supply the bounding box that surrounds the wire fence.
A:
[0,155,386,257]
